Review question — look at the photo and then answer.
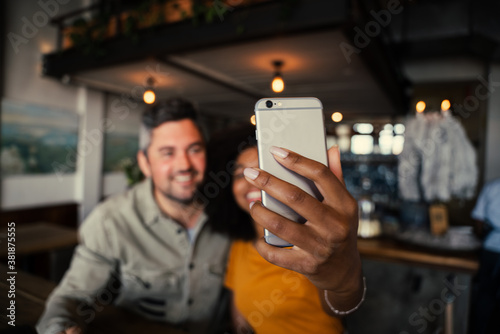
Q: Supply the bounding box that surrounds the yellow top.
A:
[225,240,343,334]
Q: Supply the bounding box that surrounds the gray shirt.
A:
[36,179,230,334]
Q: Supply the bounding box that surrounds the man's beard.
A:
[160,169,203,205]
[162,182,204,207]
[165,192,196,205]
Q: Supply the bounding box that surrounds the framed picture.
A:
[1,99,79,176]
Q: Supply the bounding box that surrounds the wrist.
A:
[324,276,366,316]
[322,248,363,293]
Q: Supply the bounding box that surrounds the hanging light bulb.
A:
[272,75,284,93]
[416,101,426,113]
[143,77,156,104]
[250,114,256,125]
[441,99,450,111]
[143,89,155,104]
[271,60,285,93]
[331,112,343,122]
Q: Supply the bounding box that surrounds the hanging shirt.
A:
[399,112,478,202]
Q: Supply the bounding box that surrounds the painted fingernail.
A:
[249,201,256,210]
[244,167,260,180]
[333,144,341,157]
[270,146,289,159]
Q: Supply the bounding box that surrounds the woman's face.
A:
[232,146,261,215]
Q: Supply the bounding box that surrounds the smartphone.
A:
[255,97,328,247]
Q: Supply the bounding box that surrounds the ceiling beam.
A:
[395,35,500,62]
[158,55,264,100]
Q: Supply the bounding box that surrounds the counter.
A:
[357,237,479,274]
[348,237,479,334]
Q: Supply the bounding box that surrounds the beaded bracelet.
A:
[324,277,367,316]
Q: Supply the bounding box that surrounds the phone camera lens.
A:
[266,100,273,108]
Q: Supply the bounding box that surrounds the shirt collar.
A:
[136,178,162,227]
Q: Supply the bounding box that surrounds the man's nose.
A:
[175,151,192,170]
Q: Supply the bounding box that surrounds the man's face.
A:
[141,119,206,204]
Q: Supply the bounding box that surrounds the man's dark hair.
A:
[139,97,204,152]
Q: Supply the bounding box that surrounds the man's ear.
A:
[137,150,151,177]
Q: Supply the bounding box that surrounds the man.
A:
[471,178,500,333]
[37,98,231,334]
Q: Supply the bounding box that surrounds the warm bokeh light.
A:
[379,130,394,155]
[416,101,426,113]
[354,123,374,134]
[143,90,155,104]
[392,135,405,155]
[441,99,451,111]
[331,112,343,122]
[351,135,374,155]
[394,123,405,135]
[271,76,284,93]
[39,40,54,54]
[250,114,256,125]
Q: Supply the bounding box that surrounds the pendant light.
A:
[271,60,285,93]
[143,77,156,104]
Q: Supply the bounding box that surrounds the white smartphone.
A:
[254,97,328,247]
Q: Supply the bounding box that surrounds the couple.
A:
[37,98,364,334]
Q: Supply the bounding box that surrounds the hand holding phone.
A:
[242,144,364,310]
[255,97,328,246]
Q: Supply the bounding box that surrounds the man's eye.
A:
[161,151,174,157]
[189,146,204,154]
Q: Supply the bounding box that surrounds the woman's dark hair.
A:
[205,123,258,241]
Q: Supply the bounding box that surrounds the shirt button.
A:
[188,298,193,305]
[189,263,195,270]
[177,228,183,234]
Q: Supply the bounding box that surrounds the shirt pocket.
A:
[198,262,225,294]
[187,262,226,320]
[197,263,225,303]
[115,268,182,319]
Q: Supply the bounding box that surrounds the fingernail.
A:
[249,201,256,210]
[270,146,289,159]
[331,144,341,158]
[244,167,260,180]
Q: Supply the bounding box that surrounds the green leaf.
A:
[205,7,215,23]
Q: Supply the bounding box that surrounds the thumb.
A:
[327,145,345,186]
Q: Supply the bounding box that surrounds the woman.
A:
[206,124,364,334]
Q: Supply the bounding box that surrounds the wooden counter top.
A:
[1,222,78,257]
[357,237,479,274]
